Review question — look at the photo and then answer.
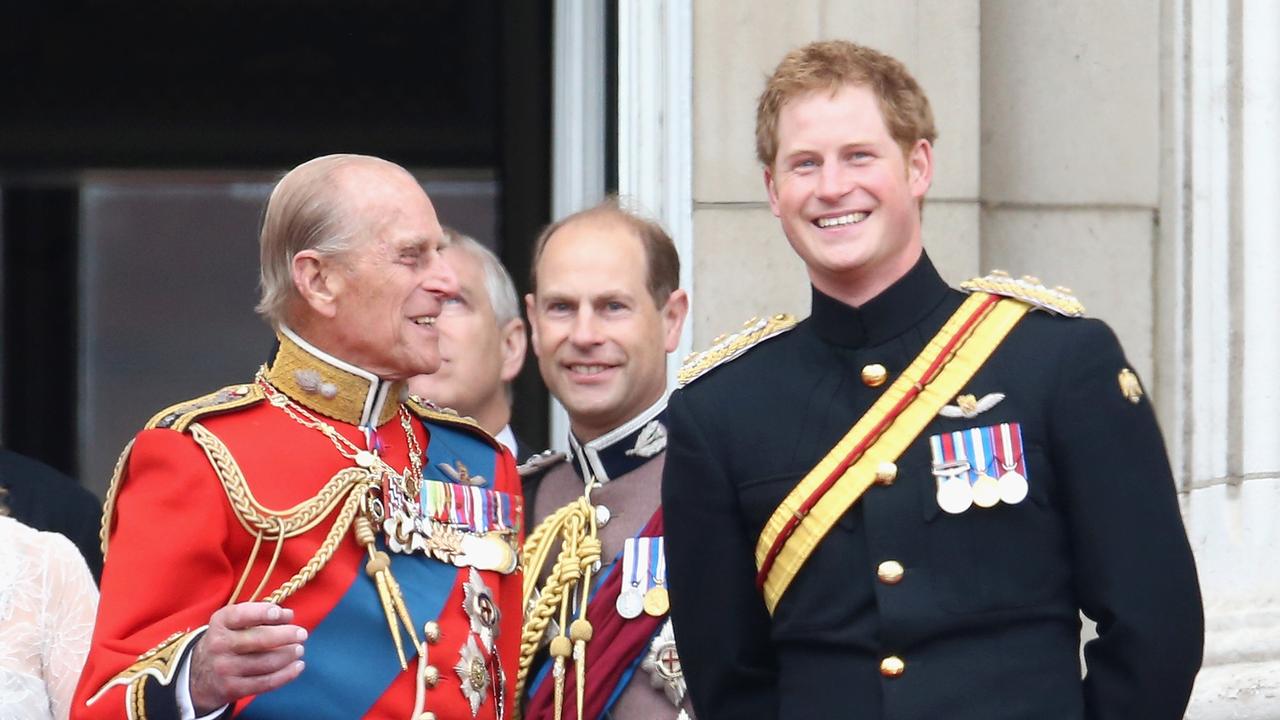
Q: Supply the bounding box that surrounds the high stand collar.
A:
[265,325,408,428]
[809,251,952,349]
[567,396,669,486]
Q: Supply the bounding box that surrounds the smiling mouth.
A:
[410,316,437,326]
[567,363,613,376]
[815,212,869,228]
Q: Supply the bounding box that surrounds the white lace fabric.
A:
[0,516,99,720]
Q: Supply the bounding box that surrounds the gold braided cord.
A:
[100,438,136,558]
[227,529,266,607]
[189,422,369,538]
[248,516,288,602]
[264,487,365,604]
[512,498,603,720]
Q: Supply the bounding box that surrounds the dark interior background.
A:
[0,0,553,493]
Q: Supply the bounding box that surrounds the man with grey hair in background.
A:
[74,154,525,719]
[410,227,531,462]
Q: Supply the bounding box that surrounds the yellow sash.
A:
[754,293,1031,613]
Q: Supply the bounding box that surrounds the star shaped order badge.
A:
[463,567,501,651]
[641,620,688,707]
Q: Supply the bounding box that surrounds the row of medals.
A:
[616,581,670,620]
[935,463,1028,515]
[355,449,517,573]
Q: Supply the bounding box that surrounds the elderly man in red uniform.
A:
[73,154,523,720]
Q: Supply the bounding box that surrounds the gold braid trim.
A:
[677,314,798,388]
[187,422,374,606]
[513,498,602,720]
[960,270,1085,317]
[264,487,365,604]
[100,438,136,559]
[86,627,206,717]
[189,422,369,538]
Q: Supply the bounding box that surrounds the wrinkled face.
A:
[765,83,931,303]
[527,219,685,442]
[407,246,511,413]
[326,170,458,380]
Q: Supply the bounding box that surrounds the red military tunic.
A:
[74,331,523,720]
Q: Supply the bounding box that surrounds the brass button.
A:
[875,461,897,485]
[880,655,905,677]
[422,664,440,688]
[861,364,888,387]
[877,560,905,585]
[423,621,441,644]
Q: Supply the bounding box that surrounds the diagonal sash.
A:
[525,509,665,720]
[754,293,1031,613]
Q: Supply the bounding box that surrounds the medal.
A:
[937,475,973,514]
[616,536,650,619]
[992,421,1030,505]
[643,537,669,617]
[463,567,501,651]
[971,473,1000,508]
[617,588,645,619]
[998,470,1029,504]
[643,587,670,616]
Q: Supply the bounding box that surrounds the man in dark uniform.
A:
[661,41,1203,720]
[73,154,524,719]
[517,202,695,719]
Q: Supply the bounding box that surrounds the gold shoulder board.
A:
[677,313,798,389]
[405,396,500,448]
[960,271,1085,317]
[144,383,264,433]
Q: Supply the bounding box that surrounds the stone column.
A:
[1169,0,1280,716]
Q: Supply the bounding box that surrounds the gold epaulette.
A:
[405,396,501,450]
[145,383,264,432]
[960,271,1085,317]
[677,313,798,388]
[516,449,567,478]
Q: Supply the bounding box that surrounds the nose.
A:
[568,307,603,347]
[816,161,855,203]
[423,249,459,298]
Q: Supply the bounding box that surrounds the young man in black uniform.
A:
[661,40,1203,720]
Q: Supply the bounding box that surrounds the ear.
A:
[523,293,542,358]
[660,289,690,353]
[291,250,342,319]
[764,165,782,218]
[498,317,528,383]
[906,138,934,201]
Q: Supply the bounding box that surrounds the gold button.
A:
[422,664,440,688]
[875,461,897,485]
[423,621,441,644]
[880,655,905,677]
[877,560,905,585]
[861,364,888,387]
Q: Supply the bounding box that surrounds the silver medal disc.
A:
[616,587,645,619]
[937,476,973,514]
[998,471,1029,505]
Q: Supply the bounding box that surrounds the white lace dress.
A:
[0,516,98,720]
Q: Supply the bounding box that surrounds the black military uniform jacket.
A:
[661,254,1203,720]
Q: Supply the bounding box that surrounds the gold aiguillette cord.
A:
[355,514,422,669]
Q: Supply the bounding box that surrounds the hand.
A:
[189,602,307,714]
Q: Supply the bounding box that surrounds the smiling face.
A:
[526,216,687,442]
[407,244,525,430]
[302,165,459,380]
[765,83,932,306]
